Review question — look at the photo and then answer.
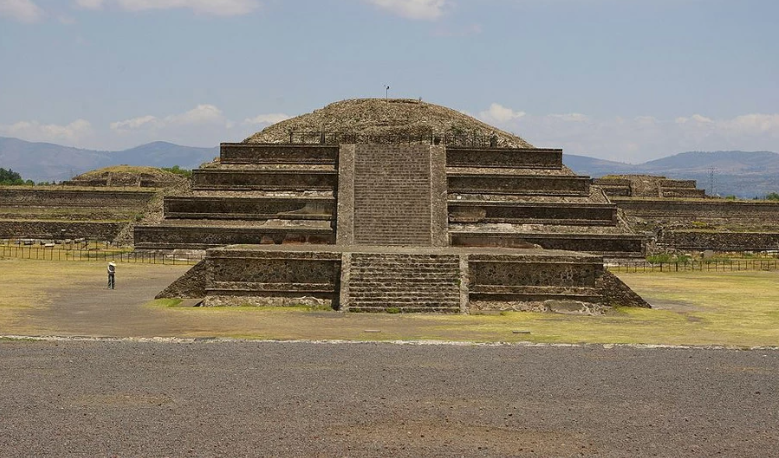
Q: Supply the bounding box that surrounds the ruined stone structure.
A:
[595,175,779,252]
[0,187,155,240]
[145,99,647,312]
[63,166,188,188]
[595,175,707,199]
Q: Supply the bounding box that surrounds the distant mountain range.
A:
[0,137,218,183]
[1,137,777,197]
[564,151,779,198]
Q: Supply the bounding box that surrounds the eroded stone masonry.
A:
[150,98,647,312]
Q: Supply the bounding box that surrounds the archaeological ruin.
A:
[596,175,779,252]
[147,99,647,312]
[0,167,188,242]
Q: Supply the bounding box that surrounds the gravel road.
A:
[1,340,776,457]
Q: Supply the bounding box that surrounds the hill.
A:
[564,151,779,198]
[0,137,217,183]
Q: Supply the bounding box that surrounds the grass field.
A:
[1,258,777,346]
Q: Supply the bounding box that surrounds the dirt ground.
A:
[1,340,777,457]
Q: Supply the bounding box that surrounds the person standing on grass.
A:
[107,262,116,290]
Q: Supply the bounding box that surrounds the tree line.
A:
[0,168,34,186]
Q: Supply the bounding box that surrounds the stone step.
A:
[347,252,462,312]
[350,299,460,306]
[351,269,460,275]
[350,258,460,263]
[350,306,460,314]
[350,295,460,302]
[348,281,459,287]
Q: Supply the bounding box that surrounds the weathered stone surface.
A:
[447,147,562,169]
[352,144,433,246]
[0,221,124,240]
[244,98,534,148]
[155,260,207,299]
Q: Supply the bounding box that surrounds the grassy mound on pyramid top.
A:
[244,98,534,148]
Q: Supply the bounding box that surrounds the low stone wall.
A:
[598,185,631,197]
[614,199,779,223]
[220,143,338,165]
[192,170,337,191]
[663,231,779,251]
[661,188,707,198]
[164,196,335,221]
[448,202,616,225]
[134,225,336,250]
[0,221,125,240]
[468,253,604,309]
[447,174,590,196]
[450,232,645,257]
[204,248,342,307]
[0,188,154,208]
[660,179,697,189]
[446,147,562,169]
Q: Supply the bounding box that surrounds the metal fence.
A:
[608,259,779,273]
[284,131,499,147]
[0,243,203,266]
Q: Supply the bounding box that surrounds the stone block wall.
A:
[660,188,707,198]
[662,231,779,251]
[164,196,335,221]
[446,147,562,169]
[0,189,154,208]
[448,174,590,196]
[614,199,779,224]
[450,232,645,257]
[0,221,124,240]
[468,253,603,307]
[448,202,617,225]
[192,170,337,191]
[659,179,697,189]
[204,248,342,307]
[135,226,335,250]
[220,143,338,165]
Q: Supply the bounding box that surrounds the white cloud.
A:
[109,115,160,132]
[478,103,526,124]
[549,113,589,123]
[725,114,779,136]
[110,104,226,134]
[242,113,291,126]
[0,119,93,144]
[114,0,258,16]
[104,104,243,148]
[476,103,779,163]
[74,0,103,9]
[366,0,446,20]
[675,114,713,124]
[166,104,225,125]
[0,0,44,22]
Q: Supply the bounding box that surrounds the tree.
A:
[0,168,28,185]
[765,192,779,201]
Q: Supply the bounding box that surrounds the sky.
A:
[0,0,777,163]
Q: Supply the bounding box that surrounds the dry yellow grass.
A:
[1,258,777,346]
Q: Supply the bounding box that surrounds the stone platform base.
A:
[157,244,646,313]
